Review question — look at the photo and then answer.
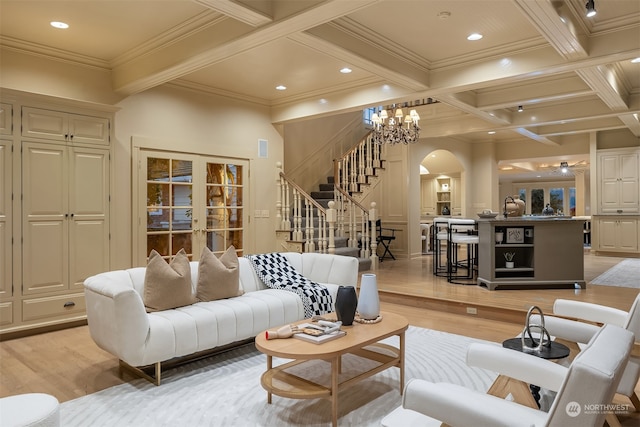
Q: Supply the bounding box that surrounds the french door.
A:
[138,150,247,263]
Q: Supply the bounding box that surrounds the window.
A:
[512,183,577,216]
[550,188,564,214]
[531,189,544,214]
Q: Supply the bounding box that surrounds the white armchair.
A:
[382,324,633,427]
[538,294,640,411]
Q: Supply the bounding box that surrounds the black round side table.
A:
[502,338,570,407]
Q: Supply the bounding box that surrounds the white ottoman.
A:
[0,393,60,427]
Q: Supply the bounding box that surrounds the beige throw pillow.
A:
[196,246,242,302]
[144,248,195,312]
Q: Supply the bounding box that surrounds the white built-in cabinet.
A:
[595,217,639,253]
[593,147,640,255]
[1,139,11,309]
[420,175,461,216]
[0,96,112,336]
[598,149,639,214]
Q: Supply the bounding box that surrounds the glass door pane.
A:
[205,162,244,255]
[205,162,245,255]
[146,156,193,260]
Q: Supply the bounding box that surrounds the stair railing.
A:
[277,164,335,253]
[333,132,381,269]
[336,132,381,194]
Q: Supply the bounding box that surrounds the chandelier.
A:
[371,106,420,145]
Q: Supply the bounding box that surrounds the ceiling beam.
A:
[514,128,561,146]
[437,92,511,126]
[513,0,588,60]
[193,0,272,26]
[618,113,640,137]
[575,65,630,111]
[113,0,381,94]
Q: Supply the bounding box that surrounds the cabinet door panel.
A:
[619,220,639,251]
[420,177,436,215]
[620,154,639,180]
[23,220,67,294]
[0,141,10,298]
[597,219,618,250]
[22,107,67,142]
[70,220,108,289]
[621,180,639,211]
[69,148,109,289]
[599,155,619,181]
[23,144,66,215]
[0,103,12,135]
[68,114,109,145]
[22,143,68,294]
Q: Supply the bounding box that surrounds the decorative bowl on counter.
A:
[477,211,499,219]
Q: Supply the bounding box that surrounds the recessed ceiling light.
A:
[488,131,496,135]
[632,57,640,63]
[467,33,483,41]
[50,21,69,29]
[339,67,352,74]
[275,85,287,91]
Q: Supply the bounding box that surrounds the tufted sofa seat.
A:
[84,252,359,385]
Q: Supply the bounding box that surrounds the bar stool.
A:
[432,217,449,276]
[447,218,479,284]
[420,223,431,254]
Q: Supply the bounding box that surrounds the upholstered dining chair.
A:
[534,294,640,419]
[381,324,633,427]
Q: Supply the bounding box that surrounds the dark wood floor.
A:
[1,250,638,425]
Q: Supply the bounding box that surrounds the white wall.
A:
[1,49,284,270]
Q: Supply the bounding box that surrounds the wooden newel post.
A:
[276,162,283,229]
[369,202,378,269]
[327,201,336,254]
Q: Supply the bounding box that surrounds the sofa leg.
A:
[119,360,161,386]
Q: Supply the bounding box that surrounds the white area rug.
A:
[60,326,497,426]
[590,258,640,288]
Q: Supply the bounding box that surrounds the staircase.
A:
[276,132,385,272]
[311,176,372,271]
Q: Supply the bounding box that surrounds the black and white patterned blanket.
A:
[245,253,333,318]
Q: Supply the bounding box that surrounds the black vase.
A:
[334,286,357,326]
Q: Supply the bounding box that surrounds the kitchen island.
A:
[477,216,586,290]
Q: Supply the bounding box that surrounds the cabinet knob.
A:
[69,134,74,140]
[63,301,76,308]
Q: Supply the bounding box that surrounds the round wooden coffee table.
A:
[255,311,409,427]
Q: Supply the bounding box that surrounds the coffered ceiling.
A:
[1,0,639,163]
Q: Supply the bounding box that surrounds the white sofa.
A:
[84,252,359,384]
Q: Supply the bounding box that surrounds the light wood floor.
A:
[1,251,638,425]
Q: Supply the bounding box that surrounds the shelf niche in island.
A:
[477,217,586,290]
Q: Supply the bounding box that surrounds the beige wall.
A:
[1,49,284,270]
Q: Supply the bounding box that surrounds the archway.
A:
[420,149,464,217]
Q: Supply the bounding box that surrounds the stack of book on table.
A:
[294,321,345,344]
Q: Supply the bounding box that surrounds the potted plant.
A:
[504,252,515,268]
